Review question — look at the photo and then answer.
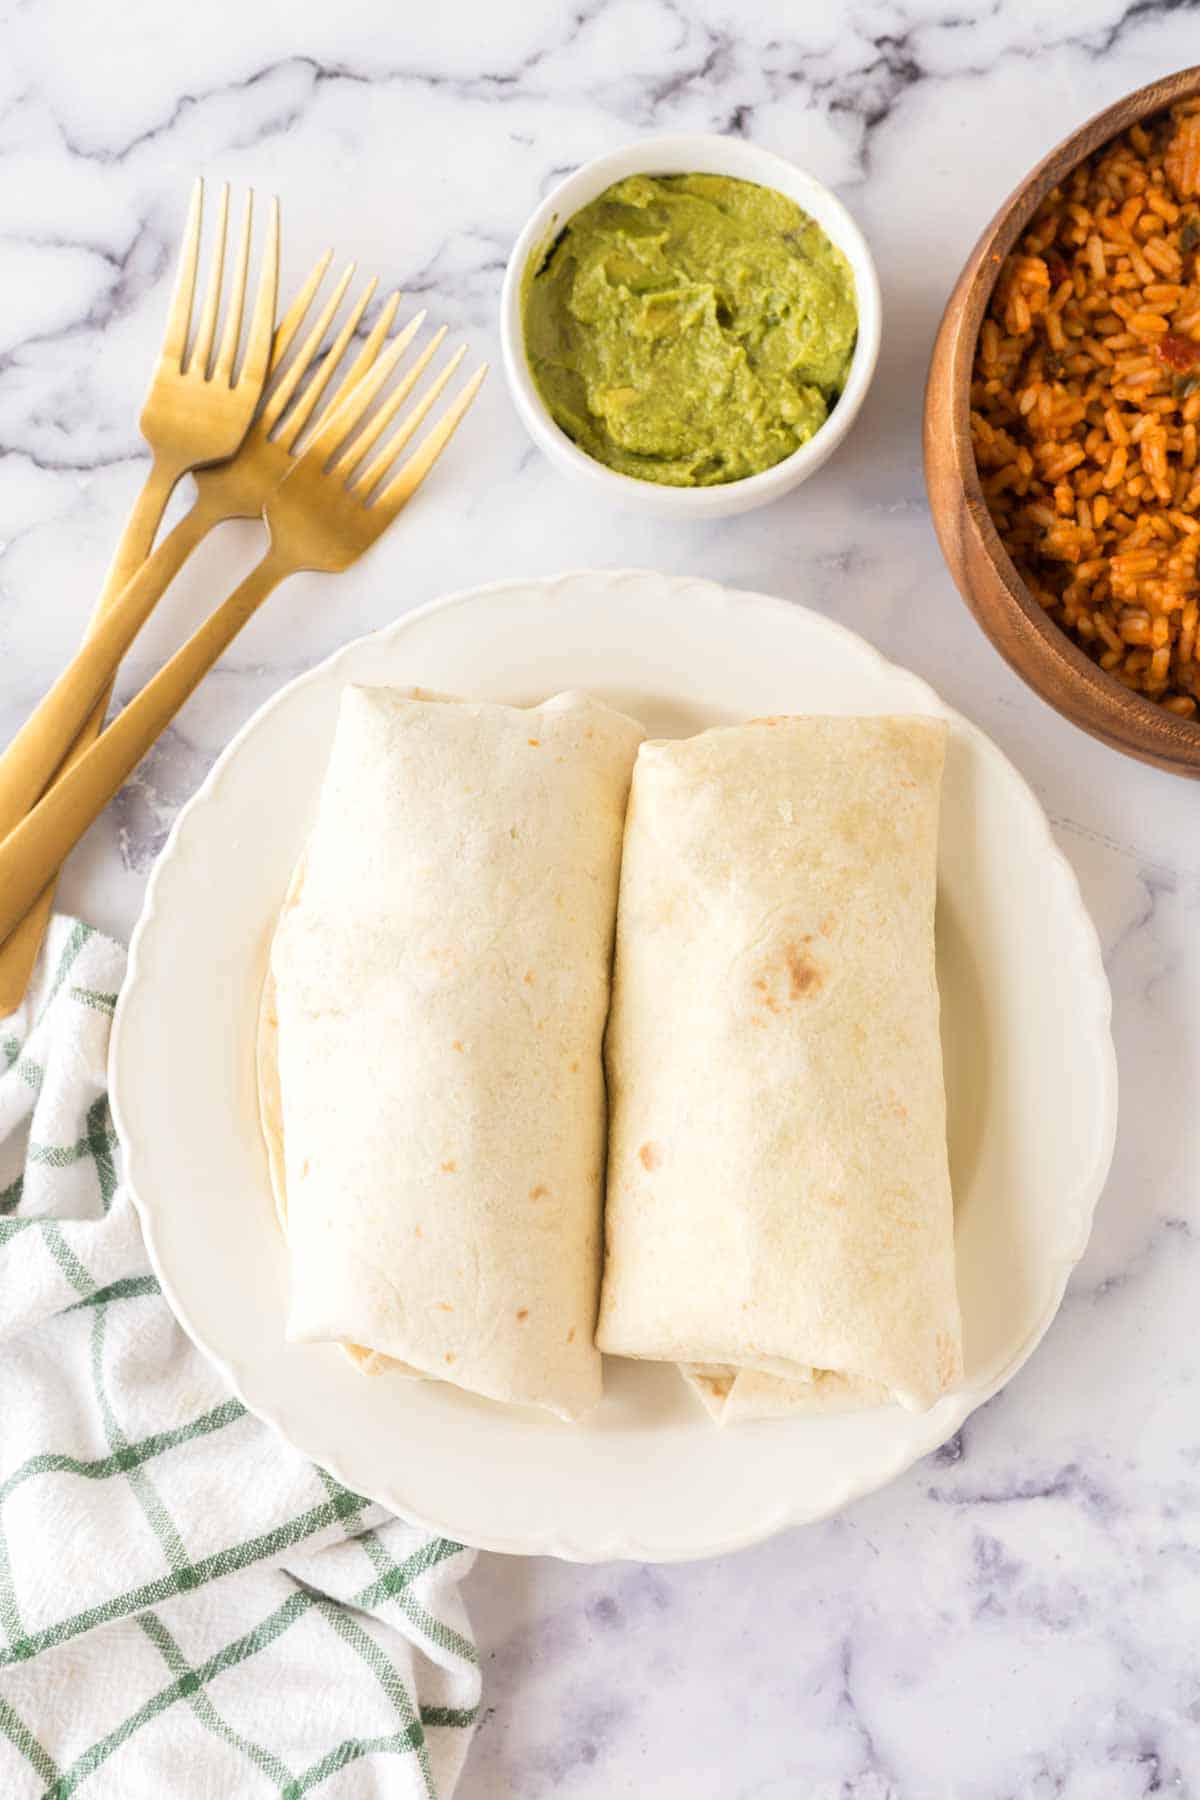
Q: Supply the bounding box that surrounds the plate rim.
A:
[111,567,1118,1561]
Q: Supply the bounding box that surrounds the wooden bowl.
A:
[925,64,1200,778]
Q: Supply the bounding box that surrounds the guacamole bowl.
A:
[500,134,882,520]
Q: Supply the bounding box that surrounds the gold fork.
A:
[0,335,486,942]
[0,179,278,1005]
[0,260,431,840]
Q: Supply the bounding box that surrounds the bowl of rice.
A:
[926,64,1200,777]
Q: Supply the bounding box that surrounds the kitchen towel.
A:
[0,918,479,1800]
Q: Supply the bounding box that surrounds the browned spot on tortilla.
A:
[753,943,823,1017]
[819,914,835,938]
[523,969,536,985]
[752,974,782,1015]
[529,1184,549,1200]
[441,1159,457,1173]
[749,715,784,727]
[299,1158,310,1178]
[414,1224,423,1238]
[444,1352,456,1365]
[452,1039,464,1053]
[569,1058,579,1073]
[786,943,822,999]
[516,1308,529,1322]
[527,737,540,747]
[638,1141,663,1172]
[886,1095,908,1122]
[702,1373,733,1400]
[435,1301,454,1312]
[567,1327,576,1343]
[755,972,784,1015]
[899,776,916,790]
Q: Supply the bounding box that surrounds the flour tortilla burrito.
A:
[262,685,644,1420]
[596,715,962,1423]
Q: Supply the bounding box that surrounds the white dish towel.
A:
[0,918,479,1799]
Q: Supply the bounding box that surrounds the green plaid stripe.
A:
[136,1612,296,1791]
[0,1397,248,1653]
[42,1589,316,1796]
[0,1696,60,1790]
[65,1274,160,1311]
[85,1096,118,1211]
[315,1603,437,1799]
[37,922,93,1019]
[39,1223,94,1297]
[20,1542,468,1798]
[13,1057,42,1095]
[420,1708,479,1730]
[27,1119,118,1171]
[0,1399,245,1519]
[359,1530,479,1668]
[90,1304,191,1575]
[68,988,117,1017]
[0,1216,41,1240]
[0,1487,383,1666]
[285,1731,427,1797]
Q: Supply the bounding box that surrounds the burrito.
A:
[596,715,962,1423]
[263,685,644,1420]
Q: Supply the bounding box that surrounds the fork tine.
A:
[213,191,253,385]
[261,261,355,433]
[374,366,488,512]
[275,276,379,453]
[269,247,334,375]
[349,342,465,495]
[188,182,229,377]
[236,195,280,392]
[324,291,406,419]
[161,179,203,367]
[303,318,424,465]
[328,313,433,475]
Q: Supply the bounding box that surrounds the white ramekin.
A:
[499,133,882,521]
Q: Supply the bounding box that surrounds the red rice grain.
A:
[971,99,1200,717]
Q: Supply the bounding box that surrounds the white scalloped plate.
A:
[111,570,1117,1562]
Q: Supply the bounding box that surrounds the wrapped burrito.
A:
[596,715,963,1424]
[262,685,644,1420]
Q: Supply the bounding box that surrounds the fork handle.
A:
[0,497,215,831]
[0,547,293,947]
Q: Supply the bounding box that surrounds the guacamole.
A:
[522,173,858,487]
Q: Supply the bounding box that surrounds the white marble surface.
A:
[2,0,1199,1792]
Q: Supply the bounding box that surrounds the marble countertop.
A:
[2,0,1198,1792]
